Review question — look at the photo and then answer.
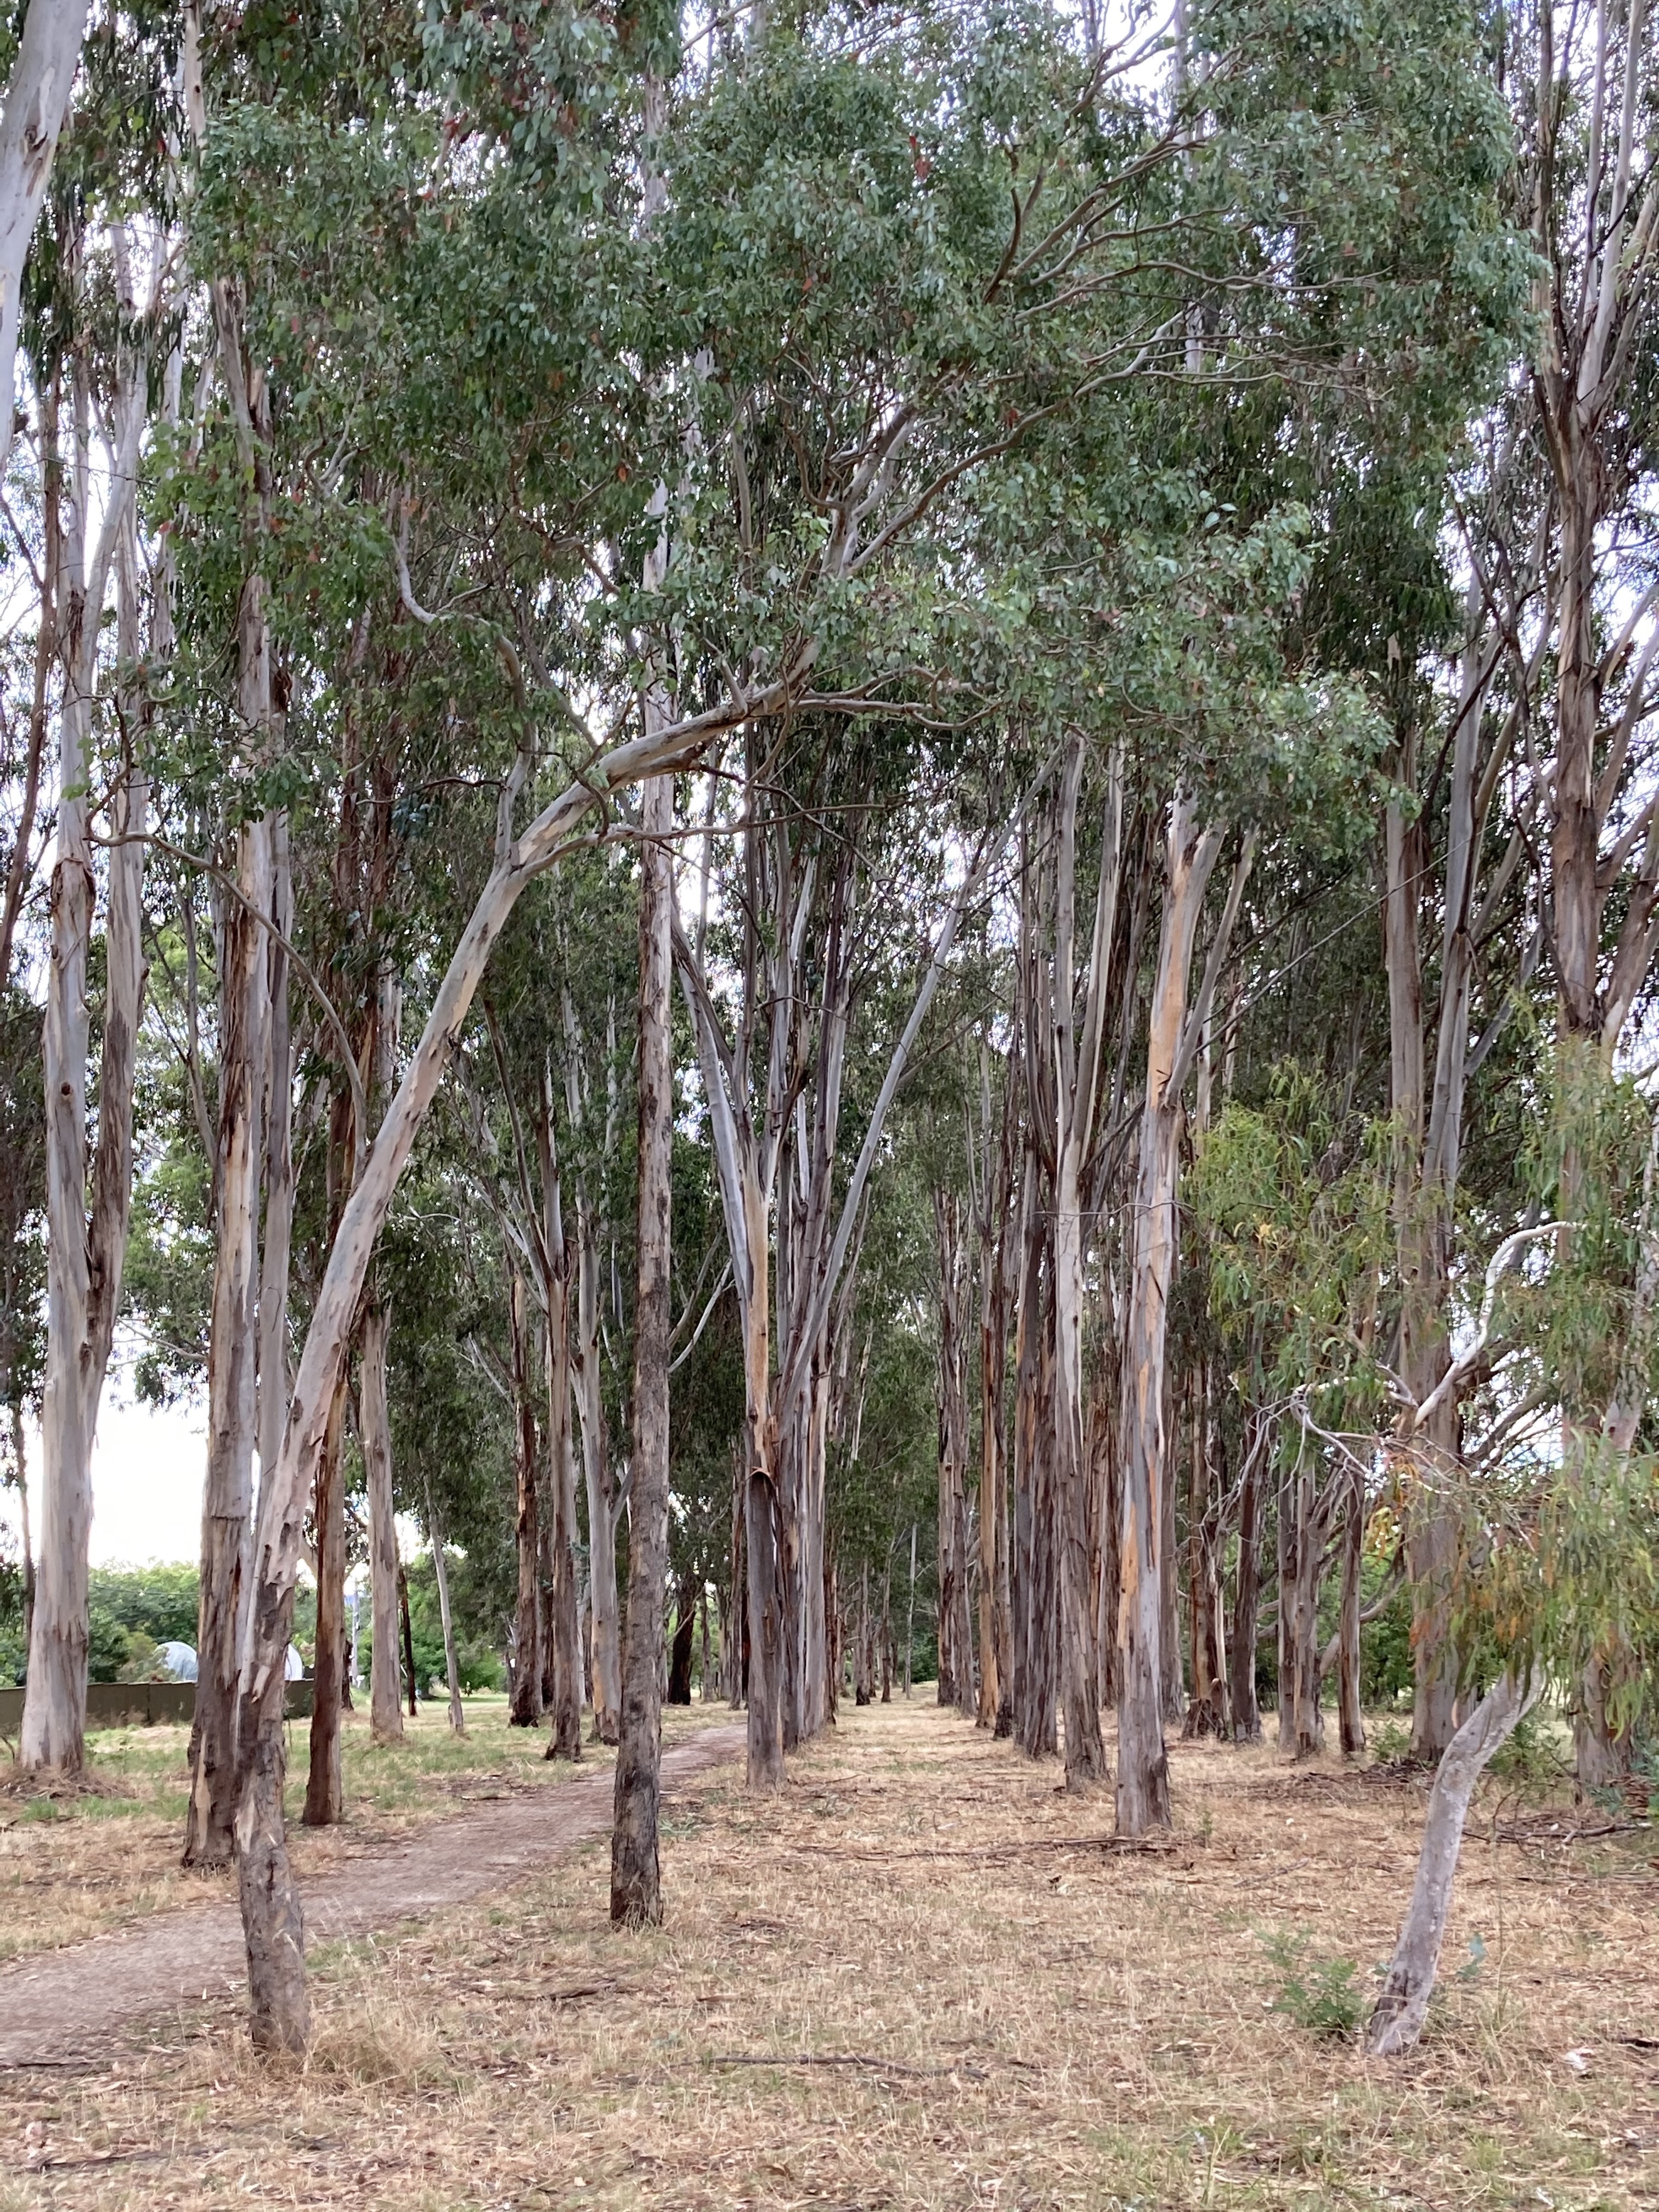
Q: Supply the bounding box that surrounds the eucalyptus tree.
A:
[18,28,180,1769]
[1496,0,1659,1784]
[0,0,95,483]
[74,0,1531,2051]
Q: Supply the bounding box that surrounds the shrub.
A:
[1259,1928,1367,2040]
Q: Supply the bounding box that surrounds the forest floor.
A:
[2,1696,1656,2211]
[0,1695,730,1965]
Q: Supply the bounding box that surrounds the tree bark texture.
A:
[538,1078,583,1760]
[612,770,674,1928]
[360,1297,403,1743]
[428,1492,466,1736]
[1229,1410,1263,1741]
[302,1379,348,1825]
[1367,1669,1543,2056]
[1116,797,1224,1835]
[0,0,93,484]
[24,375,148,1774]
[508,1264,543,1726]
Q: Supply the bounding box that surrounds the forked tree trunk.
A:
[24,381,148,1773]
[302,1380,347,1825]
[183,137,286,1826]
[225,691,801,2047]
[1367,1669,1544,2056]
[187,830,274,1861]
[1117,798,1243,1835]
[612,771,674,1927]
[1384,744,1460,1764]
[1052,742,1120,1790]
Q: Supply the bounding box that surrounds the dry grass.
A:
[0,1696,729,1965]
[3,1696,1656,2211]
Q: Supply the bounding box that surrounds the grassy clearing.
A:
[0,1695,730,1963]
[4,1696,1655,2210]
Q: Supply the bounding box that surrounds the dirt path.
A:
[0,1722,744,2069]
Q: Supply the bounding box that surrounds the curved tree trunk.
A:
[223,665,798,2047]
[1367,1668,1544,2056]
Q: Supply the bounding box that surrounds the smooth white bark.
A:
[0,0,92,481]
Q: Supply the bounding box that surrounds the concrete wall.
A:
[0,1678,314,1737]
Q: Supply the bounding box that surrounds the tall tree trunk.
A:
[183,165,284,1828]
[740,1164,785,1786]
[187,838,274,1861]
[24,373,148,1773]
[363,972,403,1747]
[256,817,293,1508]
[359,1300,402,1743]
[539,1074,583,1762]
[400,1564,417,1717]
[1094,1386,1121,1711]
[1052,742,1120,1789]
[302,1379,348,1825]
[1338,1459,1366,1757]
[613,770,674,1925]
[668,1575,697,1704]
[1229,1410,1263,1741]
[1117,798,1238,1835]
[1283,1451,1327,1759]
[427,1486,466,1736]
[508,1263,543,1726]
[904,1521,916,1695]
[1182,1367,1229,1739]
[935,1190,976,1718]
[977,1176,1007,1730]
[575,1205,622,1743]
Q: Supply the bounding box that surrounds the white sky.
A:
[0,1368,206,1568]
